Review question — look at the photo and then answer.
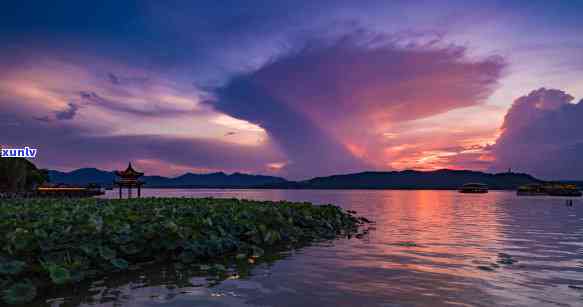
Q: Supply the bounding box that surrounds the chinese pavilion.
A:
[113,162,144,199]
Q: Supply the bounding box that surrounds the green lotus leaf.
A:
[212,264,226,271]
[89,216,103,232]
[12,236,34,252]
[33,229,48,238]
[397,241,417,247]
[180,251,196,264]
[165,221,178,233]
[110,258,129,270]
[183,241,200,251]
[114,233,132,244]
[264,230,280,245]
[84,269,100,278]
[162,239,179,251]
[0,260,26,275]
[151,240,164,250]
[497,258,518,265]
[99,246,116,260]
[2,280,37,305]
[39,240,56,251]
[79,244,98,256]
[120,244,141,255]
[236,253,247,260]
[49,266,71,285]
[251,246,264,258]
[0,278,9,289]
[70,270,85,283]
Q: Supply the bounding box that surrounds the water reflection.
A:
[35,247,305,307]
[38,190,583,306]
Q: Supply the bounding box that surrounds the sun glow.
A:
[212,114,265,132]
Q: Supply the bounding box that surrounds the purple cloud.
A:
[78,91,201,118]
[210,32,505,178]
[491,88,583,179]
[54,102,80,120]
[1,113,284,175]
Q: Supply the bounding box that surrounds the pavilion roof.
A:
[115,162,144,178]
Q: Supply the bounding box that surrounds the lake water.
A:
[46,189,583,306]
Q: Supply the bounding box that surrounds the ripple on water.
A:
[33,190,583,307]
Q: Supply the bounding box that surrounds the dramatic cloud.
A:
[1,112,284,176]
[490,88,583,179]
[54,102,80,120]
[0,56,279,176]
[211,33,505,178]
[78,91,198,118]
[3,1,583,178]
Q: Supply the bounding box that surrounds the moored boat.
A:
[517,183,582,197]
[36,186,105,198]
[517,184,548,196]
[459,183,489,193]
[546,184,582,197]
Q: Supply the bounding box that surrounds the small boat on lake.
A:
[36,185,105,198]
[517,184,548,196]
[459,183,489,193]
[517,183,582,197]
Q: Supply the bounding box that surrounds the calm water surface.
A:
[47,190,583,306]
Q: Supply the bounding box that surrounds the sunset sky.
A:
[2,1,583,180]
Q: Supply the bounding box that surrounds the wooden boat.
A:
[459,183,489,193]
[517,184,547,196]
[546,184,582,197]
[517,183,582,197]
[36,187,105,198]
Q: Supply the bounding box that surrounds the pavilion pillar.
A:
[114,163,145,200]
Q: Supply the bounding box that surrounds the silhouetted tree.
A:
[0,158,48,192]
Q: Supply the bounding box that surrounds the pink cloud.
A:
[490,88,583,179]
[213,32,505,178]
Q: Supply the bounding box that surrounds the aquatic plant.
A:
[0,197,368,304]
[2,280,36,305]
[397,241,418,247]
[496,253,518,265]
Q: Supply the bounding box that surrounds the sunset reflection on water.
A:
[54,189,583,307]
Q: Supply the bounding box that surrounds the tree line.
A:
[0,158,49,192]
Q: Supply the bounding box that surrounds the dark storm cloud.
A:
[33,116,52,123]
[107,73,120,85]
[491,88,583,179]
[211,33,504,178]
[106,73,149,86]
[54,102,80,120]
[78,91,199,118]
[215,75,368,178]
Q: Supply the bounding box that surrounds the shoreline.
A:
[0,197,369,305]
[110,186,520,191]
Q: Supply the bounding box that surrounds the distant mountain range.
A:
[48,168,288,188]
[48,168,551,190]
[269,169,543,190]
